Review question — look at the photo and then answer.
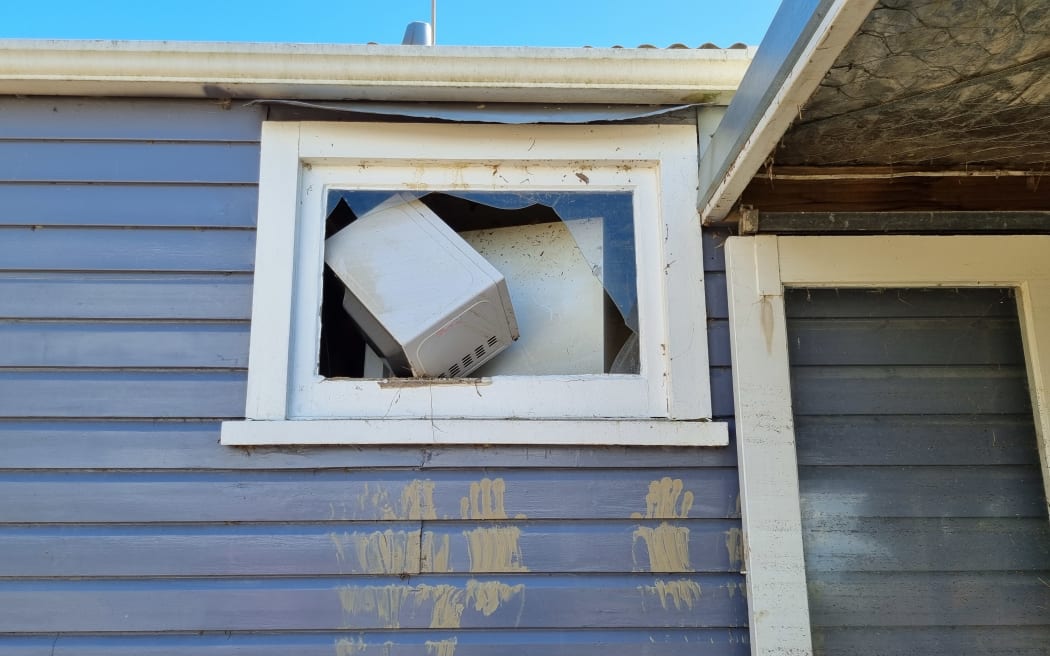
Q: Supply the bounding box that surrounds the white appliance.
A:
[324,194,519,378]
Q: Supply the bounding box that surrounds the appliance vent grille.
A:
[441,336,501,378]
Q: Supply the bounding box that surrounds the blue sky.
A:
[2,0,782,48]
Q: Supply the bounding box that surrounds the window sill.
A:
[220,418,728,447]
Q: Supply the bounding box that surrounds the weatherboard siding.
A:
[0,98,745,655]
[786,288,1050,655]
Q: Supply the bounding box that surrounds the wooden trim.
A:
[749,211,1050,234]
[228,121,719,444]
[1017,279,1050,514]
[727,234,1050,656]
[738,175,1050,214]
[725,236,813,656]
[243,122,300,421]
[221,418,728,447]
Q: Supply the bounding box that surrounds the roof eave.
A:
[0,39,754,105]
[697,0,878,223]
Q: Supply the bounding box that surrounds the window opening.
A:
[319,189,638,379]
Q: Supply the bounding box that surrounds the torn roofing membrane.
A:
[323,190,639,378]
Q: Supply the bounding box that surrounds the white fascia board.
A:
[0,39,753,105]
[697,0,878,223]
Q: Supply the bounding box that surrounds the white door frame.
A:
[725,234,1050,656]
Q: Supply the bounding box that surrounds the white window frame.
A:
[726,234,1050,656]
[221,122,727,447]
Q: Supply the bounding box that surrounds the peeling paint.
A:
[466,580,525,616]
[631,477,694,572]
[422,530,452,573]
[725,527,744,569]
[460,477,509,520]
[464,526,528,572]
[426,638,459,656]
[639,578,703,611]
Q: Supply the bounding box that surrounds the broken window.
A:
[319,190,639,379]
[222,121,721,442]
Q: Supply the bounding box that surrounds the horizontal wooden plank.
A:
[0,183,257,227]
[0,141,259,183]
[790,365,1031,416]
[788,317,1024,366]
[0,629,751,656]
[0,574,748,631]
[0,98,262,141]
[806,571,1050,627]
[798,465,1048,518]
[702,229,729,273]
[0,469,740,522]
[704,272,729,319]
[785,287,1017,319]
[0,371,246,418]
[0,227,254,272]
[0,321,248,369]
[709,366,734,417]
[740,174,1050,213]
[795,415,1040,466]
[0,273,253,320]
[813,626,1050,656]
[802,517,1050,573]
[0,519,743,577]
[707,320,730,367]
[0,421,738,470]
[756,211,1050,234]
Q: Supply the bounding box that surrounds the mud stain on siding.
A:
[461,477,528,573]
[421,530,452,573]
[329,530,421,575]
[402,479,439,520]
[631,477,694,572]
[418,584,467,629]
[426,638,459,656]
[464,526,527,572]
[334,637,366,655]
[356,529,419,575]
[639,578,703,611]
[338,585,412,629]
[460,477,509,520]
[467,580,525,616]
[725,527,744,569]
[355,480,438,520]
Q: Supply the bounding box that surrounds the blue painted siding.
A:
[786,288,1050,654]
[0,98,744,655]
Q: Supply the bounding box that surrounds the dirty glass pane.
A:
[320,189,638,379]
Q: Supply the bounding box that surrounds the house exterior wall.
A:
[785,287,1050,654]
[0,97,746,654]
